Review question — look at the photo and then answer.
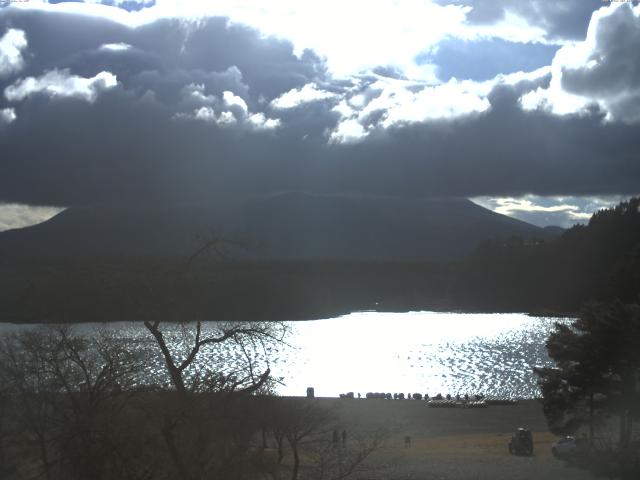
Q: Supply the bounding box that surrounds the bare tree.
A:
[143,319,283,395]
[0,327,144,480]
[137,235,288,480]
[141,318,286,480]
[142,234,286,395]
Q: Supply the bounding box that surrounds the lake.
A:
[0,311,566,398]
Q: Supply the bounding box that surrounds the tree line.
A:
[0,257,453,323]
[531,198,640,479]
[453,197,640,313]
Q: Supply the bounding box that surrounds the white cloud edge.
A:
[270,83,337,110]
[4,69,118,103]
[11,0,569,82]
[519,3,640,123]
[471,195,637,227]
[0,28,28,79]
[6,1,638,149]
[174,88,280,130]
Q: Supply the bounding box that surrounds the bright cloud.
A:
[0,28,28,79]
[329,118,368,144]
[472,195,636,227]
[381,80,491,126]
[12,0,566,81]
[492,198,586,216]
[192,105,216,122]
[270,83,337,110]
[327,71,536,138]
[520,3,640,123]
[247,112,280,130]
[324,76,492,143]
[99,42,133,51]
[4,69,118,102]
[176,89,280,130]
[223,90,249,114]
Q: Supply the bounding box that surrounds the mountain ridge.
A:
[0,193,562,261]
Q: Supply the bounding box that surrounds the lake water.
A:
[0,311,566,399]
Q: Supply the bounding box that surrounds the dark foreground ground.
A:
[295,398,596,480]
[0,389,605,479]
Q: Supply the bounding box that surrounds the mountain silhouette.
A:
[0,193,560,261]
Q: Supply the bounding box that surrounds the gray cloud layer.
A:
[438,0,604,41]
[562,4,640,122]
[0,5,639,208]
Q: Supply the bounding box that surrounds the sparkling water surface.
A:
[0,311,567,399]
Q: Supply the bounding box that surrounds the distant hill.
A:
[453,197,640,313]
[0,193,560,261]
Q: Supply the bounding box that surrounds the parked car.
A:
[551,436,577,457]
[508,427,534,456]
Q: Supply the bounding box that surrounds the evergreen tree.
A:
[536,301,640,448]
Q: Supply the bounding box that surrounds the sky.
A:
[0,0,638,230]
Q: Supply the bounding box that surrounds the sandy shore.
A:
[311,398,596,480]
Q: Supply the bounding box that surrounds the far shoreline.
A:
[0,306,578,324]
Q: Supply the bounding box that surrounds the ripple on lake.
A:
[278,311,565,398]
[0,311,567,399]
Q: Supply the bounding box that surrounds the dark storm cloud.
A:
[437,0,603,41]
[0,9,130,79]
[2,75,640,207]
[359,91,640,199]
[0,6,639,208]
[0,9,324,102]
[129,67,249,105]
[300,76,640,200]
